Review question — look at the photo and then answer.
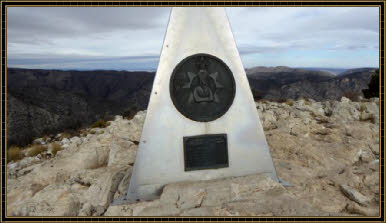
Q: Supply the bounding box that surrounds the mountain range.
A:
[6,66,377,146]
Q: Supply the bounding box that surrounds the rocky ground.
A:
[6,97,380,216]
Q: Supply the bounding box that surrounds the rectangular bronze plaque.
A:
[183,134,229,171]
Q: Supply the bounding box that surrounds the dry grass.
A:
[26,145,47,157]
[285,99,294,106]
[51,143,62,156]
[303,97,311,105]
[7,146,24,162]
[359,103,366,112]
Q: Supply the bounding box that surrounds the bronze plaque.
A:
[170,54,235,122]
[183,134,229,171]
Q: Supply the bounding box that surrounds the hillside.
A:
[7,97,380,216]
[7,68,154,146]
[246,66,376,101]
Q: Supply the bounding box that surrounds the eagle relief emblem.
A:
[183,56,224,104]
[170,54,235,122]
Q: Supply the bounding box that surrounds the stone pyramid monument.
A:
[124,7,278,202]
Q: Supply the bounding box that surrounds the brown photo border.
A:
[0,0,384,222]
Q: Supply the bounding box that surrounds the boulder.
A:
[70,136,82,146]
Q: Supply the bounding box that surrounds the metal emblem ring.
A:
[169,53,236,122]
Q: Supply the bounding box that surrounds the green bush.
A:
[7,146,24,161]
[91,120,108,128]
[362,69,379,99]
[343,91,361,102]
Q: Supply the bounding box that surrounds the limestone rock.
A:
[84,168,126,210]
[70,136,82,146]
[73,143,109,169]
[108,139,137,168]
[339,184,371,206]
[7,98,380,217]
[105,174,328,216]
[113,168,133,200]
[346,203,379,216]
[61,138,70,145]
[12,184,80,216]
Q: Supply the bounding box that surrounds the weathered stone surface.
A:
[70,136,82,146]
[346,203,378,216]
[105,174,328,216]
[7,99,379,216]
[108,140,137,168]
[12,184,80,216]
[84,168,126,209]
[113,168,133,200]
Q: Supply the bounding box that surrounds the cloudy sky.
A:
[7,7,379,70]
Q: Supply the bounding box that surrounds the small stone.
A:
[33,138,45,145]
[360,150,375,163]
[340,184,370,206]
[341,97,351,103]
[61,138,70,145]
[7,162,18,170]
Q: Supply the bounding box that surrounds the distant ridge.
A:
[6,66,377,147]
[246,66,376,101]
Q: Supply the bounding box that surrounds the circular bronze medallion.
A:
[170,53,235,122]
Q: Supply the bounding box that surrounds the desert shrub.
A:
[51,143,62,156]
[343,91,361,102]
[123,107,139,120]
[300,96,311,105]
[285,99,294,106]
[362,69,379,99]
[60,132,72,140]
[7,146,24,161]
[102,114,115,122]
[251,89,264,101]
[26,145,47,157]
[91,120,108,128]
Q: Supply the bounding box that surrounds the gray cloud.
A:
[7,7,379,69]
[7,7,171,43]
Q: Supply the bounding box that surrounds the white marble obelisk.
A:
[125,7,278,202]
